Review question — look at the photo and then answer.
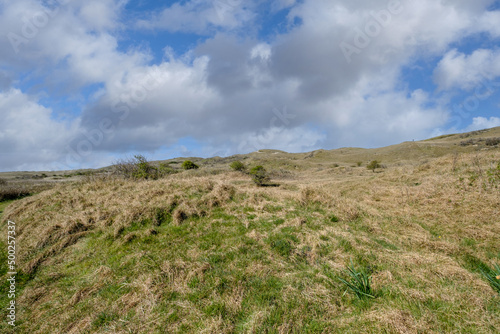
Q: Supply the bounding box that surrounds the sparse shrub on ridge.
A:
[229,160,246,172]
[114,155,176,180]
[485,137,500,146]
[182,160,199,170]
[131,155,158,179]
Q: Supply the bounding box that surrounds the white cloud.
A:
[474,10,500,38]
[0,89,76,171]
[136,0,255,33]
[0,0,146,90]
[466,117,500,131]
[433,49,500,91]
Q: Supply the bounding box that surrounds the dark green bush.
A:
[182,160,199,170]
[229,161,246,172]
[249,166,270,186]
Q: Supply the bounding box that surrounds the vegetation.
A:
[0,127,499,333]
[182,160,199,170]
[0,179,52,201]
[480,263,500,294]
[337,261,375,299]
[114,155,177,180]
[249,165,270,186]
[366,160,381,172]
[229,160,246,172]
[487,161,500,187]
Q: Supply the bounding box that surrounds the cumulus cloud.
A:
[136,0,255,33]
[466,117,500,131]
[0,0,145,90]
[433,49,500,91]
[0,89,76,171]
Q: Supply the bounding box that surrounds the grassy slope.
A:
[0,129,499,333]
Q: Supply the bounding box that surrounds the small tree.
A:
[367,160,381,173]
[182,160,199,170]
[132,155,158,179]
[249,166,270,186]
[114,155,159,180]
[230,161,246,172]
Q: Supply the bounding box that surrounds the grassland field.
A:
[0,127,499,333]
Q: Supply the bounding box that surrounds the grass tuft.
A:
[480,263,500,294]
[338,261,376,299]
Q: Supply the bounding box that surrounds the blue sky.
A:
[1,0,500,171]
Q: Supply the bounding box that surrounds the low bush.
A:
[367,160,381,172]
[249,166,270,186]
[0,181,51,201]
[114,155,175,180]
[485,137,500,146]
[229,161,246,172]
[182,160,199,170]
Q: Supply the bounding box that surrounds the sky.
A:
[1,0,500,171]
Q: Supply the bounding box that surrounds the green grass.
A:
[337,261,376,299]
[0,200,14,218]
[480,264,500,294]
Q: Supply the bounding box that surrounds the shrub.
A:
[182,160,199,170]
[114,155,159,180]
[249,166,270,186]
[0,181,51,201]
[367,160,381,173]
[485,137,500,146]
[132,155,158,179]
[229,161,246,172]
[356,162,363,167]
[0,178,7,186]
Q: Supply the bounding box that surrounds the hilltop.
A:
[0,127,499,333]
[1,126,500,182]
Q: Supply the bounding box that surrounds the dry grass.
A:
[0,144,499,333]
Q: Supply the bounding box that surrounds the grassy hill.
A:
[0,127,499,333]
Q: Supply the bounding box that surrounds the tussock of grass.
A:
[0,149,499,333]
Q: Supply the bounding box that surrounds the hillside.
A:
[0,128,499,333]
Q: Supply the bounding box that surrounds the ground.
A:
[0,127,499,333]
